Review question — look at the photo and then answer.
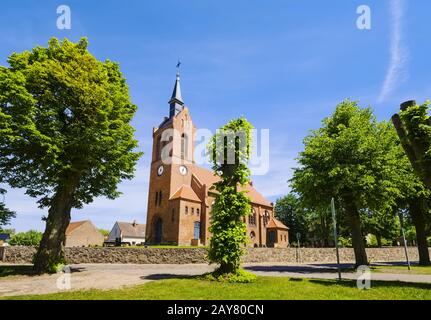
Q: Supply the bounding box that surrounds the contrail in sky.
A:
[378,0,408,103]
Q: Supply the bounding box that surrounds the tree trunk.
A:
[376,234,382,248]
[409,199,431,266]
[33,176,80,274]
[344,195,368,267]
[219,261,237,274]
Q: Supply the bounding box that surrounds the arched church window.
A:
[159,191,162,206]
[263,211,270,227]
[156,136,162,160]
[155,192,159,206]
[250,231,256,240]
[185,206,189,214]
[181,133,188,160]
[197,208,200,216]
[249,209,257,226]
[191,207,194,215]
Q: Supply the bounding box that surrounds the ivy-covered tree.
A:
[291,100,405,266]
[0,38,142,273]
[207,117,255,280]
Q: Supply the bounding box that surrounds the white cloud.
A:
[378,0,409,103]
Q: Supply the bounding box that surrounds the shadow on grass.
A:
[141,274,196,281]
[308,278,431,290]
[371,261,420,267]
[0,265,86,278]
[244,264,356,274]
[0,265,35,277]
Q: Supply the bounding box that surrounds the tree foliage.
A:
[0,189,16,227]
[274,193,308,245]
[392,101,431,190]
[0,38,142,273]
[391,101,431,265]
[290,100,406,266]
[207,117,255,278]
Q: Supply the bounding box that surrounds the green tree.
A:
[9,230,42,246]
[291,100,404,266]
[392,100,431,190]
[391,101,431,265]
[0,38,142,273]
[0,189,16,227]
[98,229,110,237]
[207,117,254,279]
[361,209,399,247]
[274,193,308,245]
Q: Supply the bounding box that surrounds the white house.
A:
[107,221,146,246]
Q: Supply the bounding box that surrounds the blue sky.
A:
[1,0,430,232]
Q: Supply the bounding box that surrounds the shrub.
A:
[9,230,42,246]
[203,268,257,283]
[338,236,352,247]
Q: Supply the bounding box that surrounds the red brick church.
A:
[145,71,289,247]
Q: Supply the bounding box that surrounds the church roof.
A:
[192,166,273,208]
[170,185,201,202]
[267,218,289,230]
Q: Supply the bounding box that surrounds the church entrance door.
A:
[193,221,200,240]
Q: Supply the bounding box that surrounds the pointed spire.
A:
[170,72,183,104]
[169,62,184,118]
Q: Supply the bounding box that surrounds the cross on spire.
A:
[169,61,184,118]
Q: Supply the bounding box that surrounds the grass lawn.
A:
[2,276,431,300]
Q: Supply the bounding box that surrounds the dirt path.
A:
[0,264,215,297]
[1,263,431,297]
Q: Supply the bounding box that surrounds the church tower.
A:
[145,70,199,245]
[145,68,284,247]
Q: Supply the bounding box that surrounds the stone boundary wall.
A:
[1,246,429,265]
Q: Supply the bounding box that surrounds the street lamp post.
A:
[398,212,411,271]
[331,198,342,281]
[296,232,301,263]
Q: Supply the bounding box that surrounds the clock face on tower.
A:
[157,165,164,176]
[179,165,188,176]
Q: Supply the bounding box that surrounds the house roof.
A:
[192,166,273,207]
[266,218,289,230]
[117,221,146,238]
[66,221,88,235]
[0,233,10,241]
[170,185,201,202]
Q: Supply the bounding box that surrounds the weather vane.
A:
[176,60,181,74]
